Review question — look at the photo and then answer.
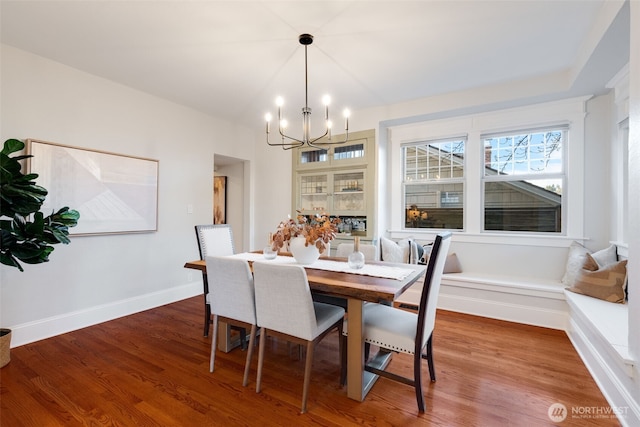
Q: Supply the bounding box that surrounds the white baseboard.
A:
[566,316,640,427]
[9,281,203,348]
[437,293,568,330]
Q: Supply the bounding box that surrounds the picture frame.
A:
[27,139,159,235]
[213,176,227,224]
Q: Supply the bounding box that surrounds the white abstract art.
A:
[28,140,158,235]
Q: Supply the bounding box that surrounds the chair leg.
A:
[204,303,211,337]
[242,324,257,387]
[210,314,219,372]
[256,328,267,393]
[426,335,436,382]
[301,341,314,414]
[339,325,347,387]
[413,349,426,412]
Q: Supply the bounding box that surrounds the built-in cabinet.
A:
[292,129,376,247]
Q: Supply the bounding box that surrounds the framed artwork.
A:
[213,176,227,224]
[27,139,159,235]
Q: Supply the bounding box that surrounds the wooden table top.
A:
[184,256,426,304]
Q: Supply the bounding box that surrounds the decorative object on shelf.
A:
[264,33,351,150]
[271,210,339,264]
[347,236,365,269]
[263,233,277,260]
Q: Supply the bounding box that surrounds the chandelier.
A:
[265,34,350,150]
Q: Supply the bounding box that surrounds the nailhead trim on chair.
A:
[365,339,415,355]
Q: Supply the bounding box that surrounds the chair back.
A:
[195,224,235,258]
[336,243,378,260]
[416,232,452,351]
[252,262,318,341]
[205,256,256,324]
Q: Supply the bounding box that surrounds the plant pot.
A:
[289,236,321,265]
[0,328,11,368]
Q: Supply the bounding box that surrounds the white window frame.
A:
[387,97,588,244]
[402,137,467,230]
[481,125,567,234]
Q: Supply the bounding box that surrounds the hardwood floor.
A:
[0,296,620,426]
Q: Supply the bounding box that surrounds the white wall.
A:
[0,44,258,345]
[627,0,639,390]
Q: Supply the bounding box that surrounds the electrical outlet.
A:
[187,272,193,282]
[187,204,193,214]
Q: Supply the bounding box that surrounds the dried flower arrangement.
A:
[271,211,340,254]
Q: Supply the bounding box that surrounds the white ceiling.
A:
[0,1,630,129]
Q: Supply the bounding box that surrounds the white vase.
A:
[289,236,321,265]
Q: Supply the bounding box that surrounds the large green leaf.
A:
[0,139,80,271]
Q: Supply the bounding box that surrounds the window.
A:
[403,138,465,229]
[482,126,566,232]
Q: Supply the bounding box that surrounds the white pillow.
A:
[591,244,617,268]
[561,242,590,287]
[380,237,411,263]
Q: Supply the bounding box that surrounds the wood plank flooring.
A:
[0,296,620,426]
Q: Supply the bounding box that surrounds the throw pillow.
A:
[418,243,433,265]
[409,239,421,264]
[443,253,462,273]
[567,259,627,303]
[380,237,411,263]
[591,244,618,268]
[561,241,590,287]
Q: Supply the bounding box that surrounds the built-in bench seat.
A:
[395,271,567,329]
[396,272,564,306]
[564,289,633,376]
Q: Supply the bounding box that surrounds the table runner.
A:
[228,252,417,281]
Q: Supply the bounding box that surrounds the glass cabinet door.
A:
[299,173,328,212]
[332,170,365,214]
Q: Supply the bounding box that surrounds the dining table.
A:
[184,252,426,402]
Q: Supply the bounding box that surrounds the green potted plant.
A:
[0,138,80,367]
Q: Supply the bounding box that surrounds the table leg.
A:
[217,320,243,352]
[347,298,365,401]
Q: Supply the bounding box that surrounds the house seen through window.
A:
[403,138,466,229]
[482,127,565,232]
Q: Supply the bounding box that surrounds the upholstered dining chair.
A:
[342,231,452,412]
[335,242,378,260]
[252,261,345,413]
[195,224,235,337]
[205,256,257,386]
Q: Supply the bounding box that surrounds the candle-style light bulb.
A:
[322,95,331,121]
[343,108,351,131]
[265,113,272,133]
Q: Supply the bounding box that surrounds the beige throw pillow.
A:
[567,256,627,304]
